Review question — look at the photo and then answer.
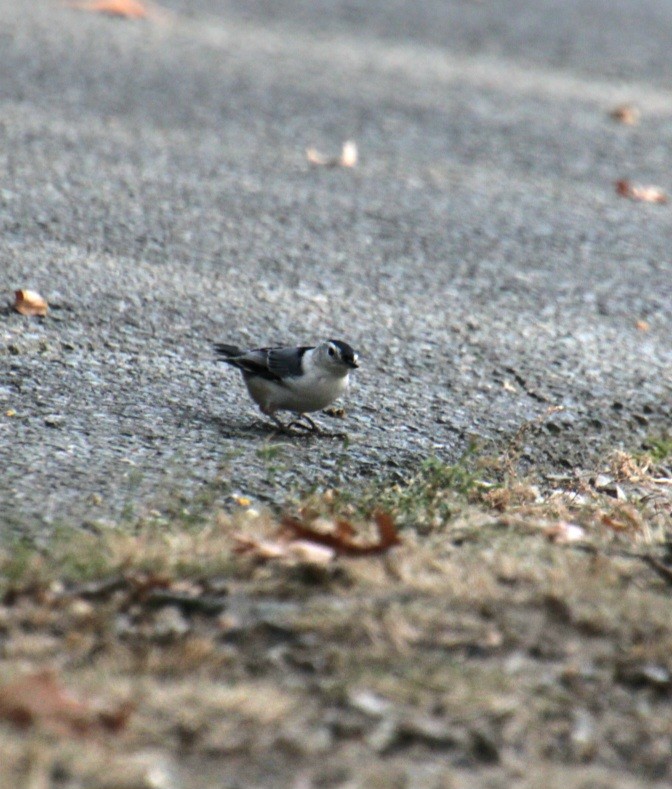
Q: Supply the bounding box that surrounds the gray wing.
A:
[267,346,311,378]
[213,345,276,381]
[214,343,312,382]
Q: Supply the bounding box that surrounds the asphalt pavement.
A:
[1,0,671,533]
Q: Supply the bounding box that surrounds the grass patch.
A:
[641,430,672,463]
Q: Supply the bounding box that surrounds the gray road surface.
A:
[1,0,671,533]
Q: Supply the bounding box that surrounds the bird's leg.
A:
[267,413,314,436]
[290,414,346,438]
[265,413,293,434]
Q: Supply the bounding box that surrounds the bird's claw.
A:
[267,414,346,439]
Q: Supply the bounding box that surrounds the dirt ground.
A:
[0,444,670,788]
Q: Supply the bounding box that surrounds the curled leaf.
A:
[281,510,401,555]
[616,180,667,204]
[14,290,48,316]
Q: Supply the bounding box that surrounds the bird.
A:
[213,339,359,433]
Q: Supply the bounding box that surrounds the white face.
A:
[319,341,359,372]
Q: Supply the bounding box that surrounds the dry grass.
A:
[0,439,670,788]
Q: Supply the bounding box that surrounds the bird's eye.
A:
[328,347,335,357]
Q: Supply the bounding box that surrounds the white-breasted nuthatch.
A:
[214,339,359,432]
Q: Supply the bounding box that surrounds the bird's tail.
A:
[213,343,242,361]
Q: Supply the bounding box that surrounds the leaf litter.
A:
[0,670,132,737]
[0,440,670,787]
[615,179,668,203]
[234,509,401,563]
[13,289,48,317]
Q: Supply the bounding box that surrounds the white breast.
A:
[245,370,349,415]
[282,372,349,413]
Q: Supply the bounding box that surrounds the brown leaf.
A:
[65,0,151,18]
[600,513,629,532]
[0,670,132,737]
[373,511,402,550]
[334,518,356,540]
[13,289,48,317]
[281,510,401,556]
[609,104,640,125]
[615,179,667,203]
[600,505,642,532]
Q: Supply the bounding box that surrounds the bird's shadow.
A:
[181,404,346,441]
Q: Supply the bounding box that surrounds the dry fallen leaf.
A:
[600,505,642,533]
[13,289,48,316]
[615,179,667,204]
[305,148,329,166]
[65,0,151,18]
[339,140,358,167]
[281,510,401,555]
[0,670,132,737]
[600,514,630,532]
[234,511,400,562]
[232,534,290,560]
[306,140,358,168]
[285,540,336,564]
[544,522,586,544]
[609,104,640,125]
[233,534,336,565]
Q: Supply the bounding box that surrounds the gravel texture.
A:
[1,0,671,533]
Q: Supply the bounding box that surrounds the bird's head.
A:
[316,340,359,373]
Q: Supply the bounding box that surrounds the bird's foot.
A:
[266,414,314,436]
[286,414,346,438]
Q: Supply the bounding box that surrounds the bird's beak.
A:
[347,356,359,369]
